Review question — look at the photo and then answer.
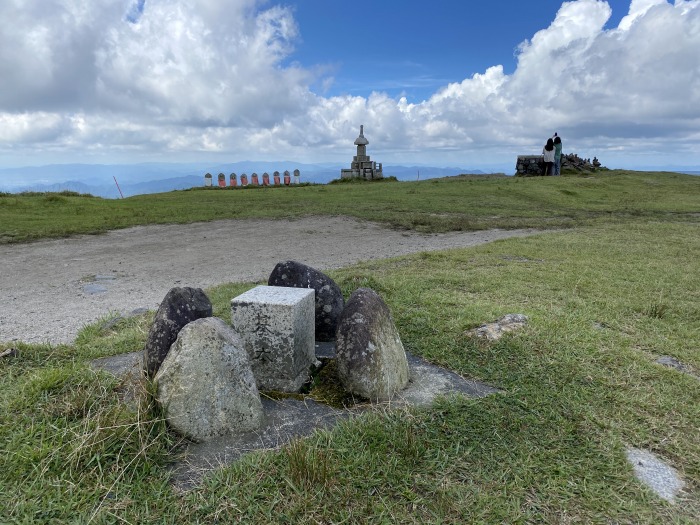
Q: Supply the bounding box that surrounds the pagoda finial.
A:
[354,124,369,146]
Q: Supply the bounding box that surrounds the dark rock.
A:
[655,356,698,381]
[0,348,18,358]
[335,288,409,401]
[143,287,212,377]
[656,355,687,372]
[515,155,546,176]
[268,260,344,341]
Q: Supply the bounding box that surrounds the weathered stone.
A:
[268,261,345,342]
[626,448,685,503]
[143,287,212,377]
[466,313,528,342]
[231,285,316,393]
[655,355,699,381]
[335,288,409,401]
[155,317,263,442]
[515,155,546,176]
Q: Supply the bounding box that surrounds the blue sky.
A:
[291,1,631,101]
[1,0,699,172]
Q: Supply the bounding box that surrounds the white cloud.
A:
[619,0,668,29]
[0,0,699,168]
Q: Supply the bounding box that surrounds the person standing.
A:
[542,138,555,176]
[553,134,563,176]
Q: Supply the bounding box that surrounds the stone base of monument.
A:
[92,343,498,489]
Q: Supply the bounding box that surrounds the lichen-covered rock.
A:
[335,288,409,401]
[268,260,344,341]
[143,287,212,377]
[155,317,263,441]
[466,314,528,342]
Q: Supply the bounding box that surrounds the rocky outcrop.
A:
[561,153,602,171]
[335,288,409,401]
[155,317,264,442]
[143,287,212,377]
[515,153,605,176]
[268,261,345,341]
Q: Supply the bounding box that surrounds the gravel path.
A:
[1,216,544,345]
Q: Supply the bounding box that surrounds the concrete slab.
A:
[172,397,348,489]
[91,341,498,488]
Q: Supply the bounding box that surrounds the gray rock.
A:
[626,447,685,503]
[268,260,345,342]
[143,287,212,377]
[155,317,263,442]
[656,355,690,373]
[335,288,409,401]
[467,313,528,342]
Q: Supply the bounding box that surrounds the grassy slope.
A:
[1,171,699,523]
[1,170,698,243]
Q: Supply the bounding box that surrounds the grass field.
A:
[1,170,699,523]
[1,170,698,243]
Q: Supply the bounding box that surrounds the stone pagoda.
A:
[340,125,384,180]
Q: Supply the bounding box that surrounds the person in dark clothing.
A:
[553,134,563,175]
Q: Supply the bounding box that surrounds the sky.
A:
[1,0,699,171]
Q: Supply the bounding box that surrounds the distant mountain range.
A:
[0,162,493,198]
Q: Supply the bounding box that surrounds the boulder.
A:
[155,317,264,441]
[268,261,345,342]
[143,287,212,377]
[335,288,409,401]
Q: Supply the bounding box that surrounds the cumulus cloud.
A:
[0,0,699,167]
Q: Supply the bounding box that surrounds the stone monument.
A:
[340,125,384,180]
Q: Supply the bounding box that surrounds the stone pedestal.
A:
[231,286,316,392]
[515,155,545,176]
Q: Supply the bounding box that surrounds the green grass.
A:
[1,170,699,243]
[1,171,699,522]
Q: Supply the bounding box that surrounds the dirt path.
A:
[1,216,544,345]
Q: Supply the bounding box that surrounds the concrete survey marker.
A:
[231,285,316,393]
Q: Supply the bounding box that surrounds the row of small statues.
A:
[205,170,301,187]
